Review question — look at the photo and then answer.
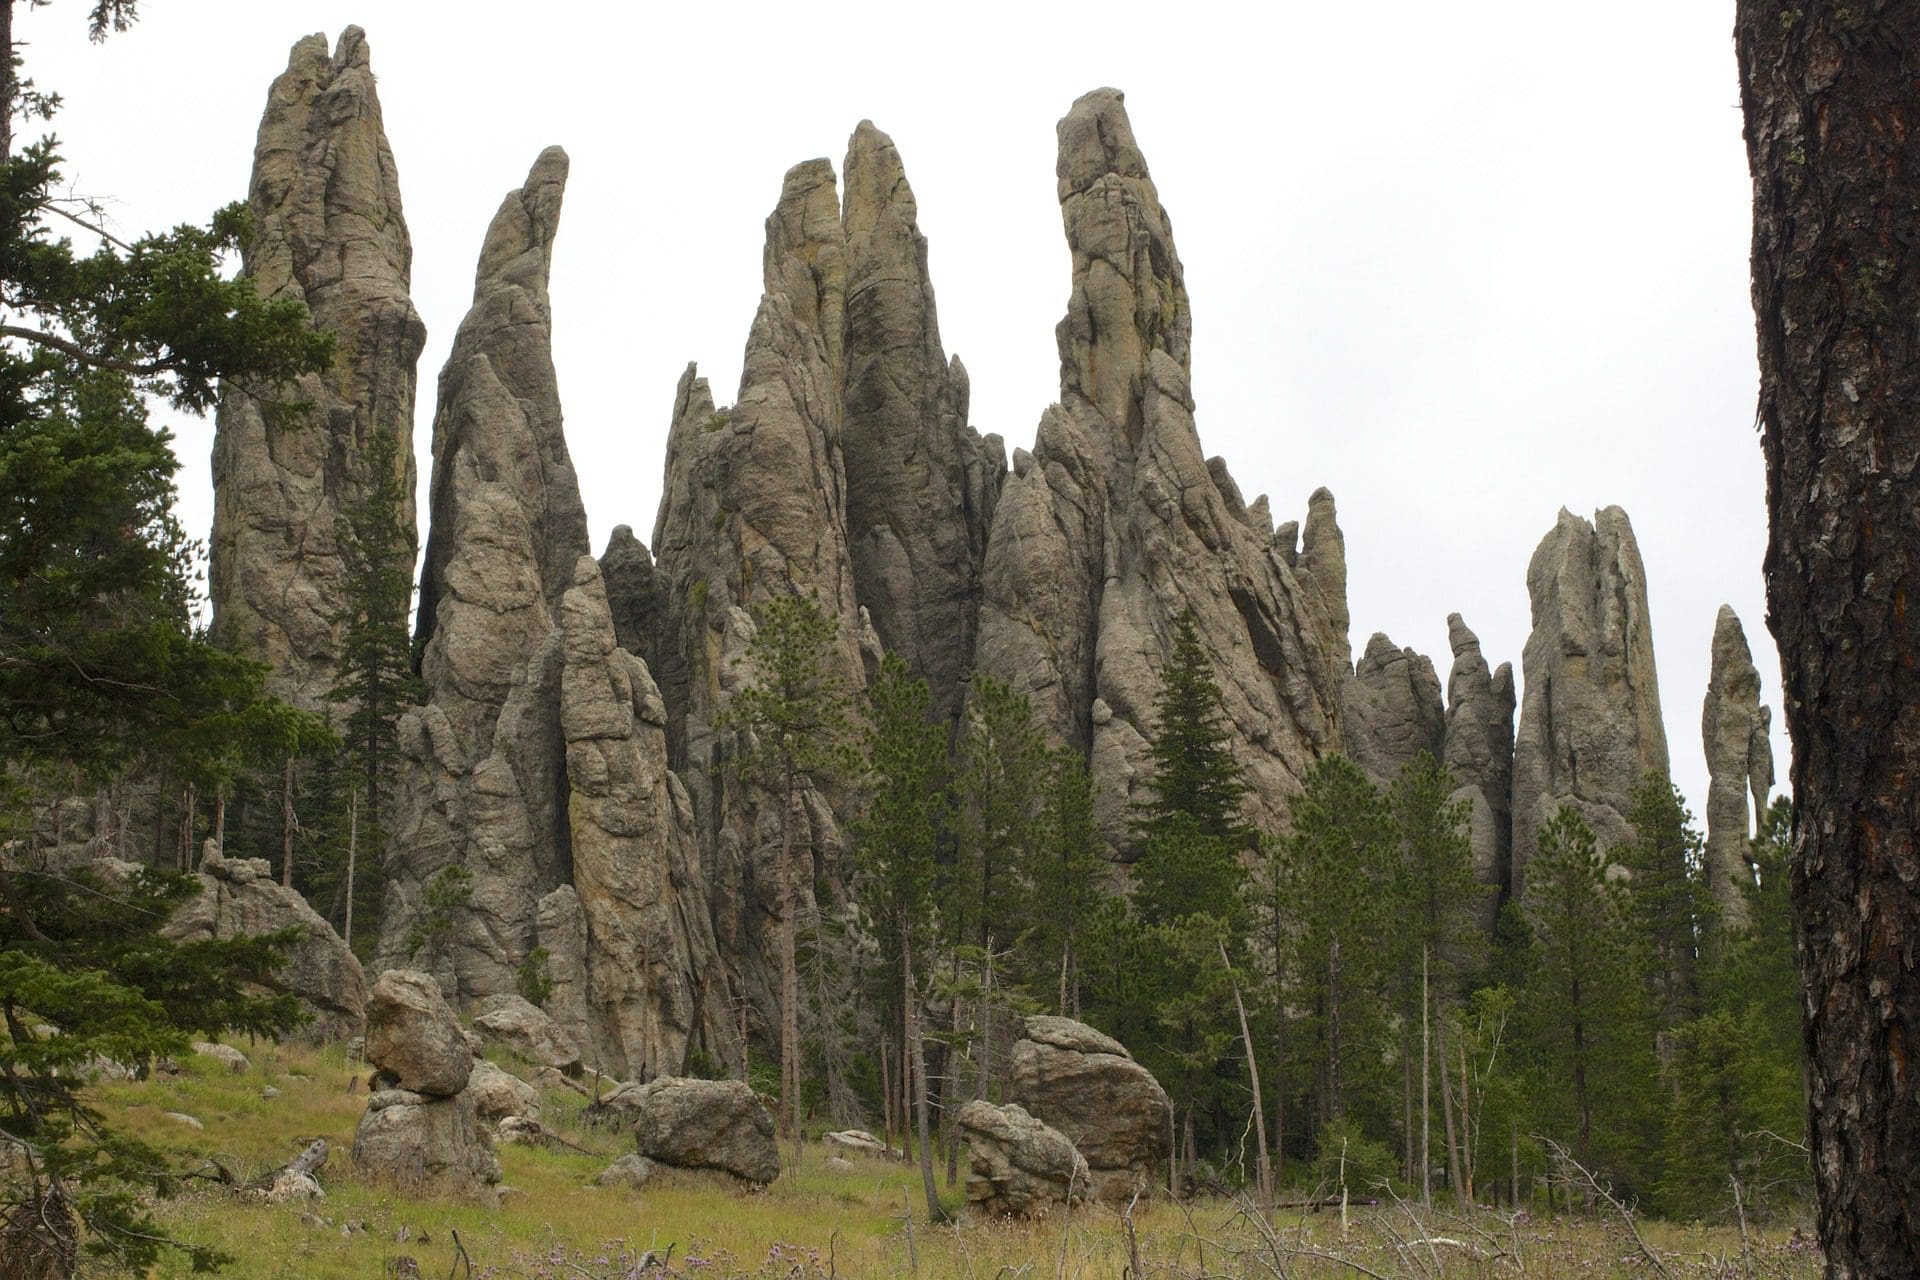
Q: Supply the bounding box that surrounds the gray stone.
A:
[1702,605,1774,930]
[466,1059,539,1124]
[192,1041,250,1074]
[351,1086,500,1205]
[164,850,367,1041]
[595,1153,656,1190]
[210,27,425,713]
[958,1100,1089,1218]
[975,90,1347,853]
[473,994,581,1074]
[1343,632,1446,786]
[364,970,471,1098]
[164,1112,203,1131]
[1442,615,1516,927]
[614,1077,779,1184]
[1008,1014,1169,1204]
[1511,507,1670,897]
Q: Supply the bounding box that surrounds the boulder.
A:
[164,851,367,1041]
[824,1129,889,1159]
[958,1100,1088,1218]
[191,1041,250,1074]
[364,970,471,1097]
[351,1086,500,1205]
[615,1077,779,1185]
[595,1153,656,1190]
[472,995,581,1074]
[1008,1015,1170,1203]
[466,1059,539,1124]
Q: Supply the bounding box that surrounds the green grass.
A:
[88,1041,1820,1279]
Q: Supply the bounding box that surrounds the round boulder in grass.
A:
[364,970,471,1097]
[615,1077,778,1185]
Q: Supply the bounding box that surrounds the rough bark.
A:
[1736,6,1920,1273]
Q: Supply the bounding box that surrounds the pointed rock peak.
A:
[332,23,372,65]
[843,121,915,235]
[476,146,569,294]
[1056,87,1153,199]
[764,159,841,274]
[1447,612,1482,660]
[603,524,649,563]
[1299,487,1350,665]
[1703,603,1774,929]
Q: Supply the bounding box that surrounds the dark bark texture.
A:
[1736,4,1920,1275]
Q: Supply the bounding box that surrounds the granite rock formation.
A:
[974,88,1347,849]
[163,850,367,1041]
[1007,1015,1170,1203]
[958,1100,1090,1218]
[210,27,425,712]
[1343,633,1446,785]
[1701,606,1774,930]
[1511,507,1670,895]
[617,1077,780,1184]
[1441,615,1516,923]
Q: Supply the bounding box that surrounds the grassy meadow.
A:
[94,1041,1820,1279]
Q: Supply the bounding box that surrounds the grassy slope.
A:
[100,1042,1819,1279]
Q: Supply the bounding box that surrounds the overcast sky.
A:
[21,1,1782,829]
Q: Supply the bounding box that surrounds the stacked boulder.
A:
[350,970,501,1203]
[958,1101,1089,1218]
[1008,1016,1171,1204]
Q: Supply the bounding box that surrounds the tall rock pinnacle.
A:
[1442,614,1515,924]
[841,121,1005,721]
[976,89,1346,846]
[1511,507,1670,897]
[1701,605,1774,929]
[210,27,425,712]
[1343,633,1446,785]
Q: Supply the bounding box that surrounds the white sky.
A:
[20,1,1783,829]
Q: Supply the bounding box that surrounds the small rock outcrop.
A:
[975,89,1347,850]
[209,27,425,712]
[351,971,500,1203]
[615,1077,780,1185]
[958,1100,1089,1218]
[163,850,366,1041]
[1511,507,1670,896]
[472,994,581,1074]
[595,1153,656,1190]
[466,1059,540,1124]
[1343,633,1446,785]
[1441,615,1516,923]
[1007,1015,1170,1203]
[1701,606,1775,930]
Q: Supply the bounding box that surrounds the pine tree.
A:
[1025,748,1107,1016]
[854,653,948,1223]
[1135,612,1250,846]
[723,593,854,1169]
[1620,773,1712,1031]
[323,424,421,945]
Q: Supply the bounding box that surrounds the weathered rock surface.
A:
[975,89,1347,850]
[841,120,1004,721]
[1702,606,1774,930]
[210,27,425,713]
[472,994,581,1074]
[1008,1015,1169,1203]
[1343,633,1446,785]
[163,851,367,1041]
[618,1077,779,1185]
[466,1059,539,1124]
[595,1153,656,1190]
[1511,507,1670,896]
[352,1084,500,1204]
[958,1100,1089,1218]
[364,970,472,1097]
[192,1042,251,1074]
[382,147,580,1000]
[1442,615,1516,924]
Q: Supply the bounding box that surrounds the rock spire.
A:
[1701,605,1775,929]
[209,27,425,712]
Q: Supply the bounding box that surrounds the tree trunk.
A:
[1434,997,1466,1208]
[343,789,357,948]
[1421,947,1432,1209]
[905,927,939,1224]
[1326,937,1342,1120]
[1,0,13,163]
[1221,941,1272,1208]
[211,786,225,860]
[1735,8,1920,1275]
[280,757,295,889]
[779,775,800,1170]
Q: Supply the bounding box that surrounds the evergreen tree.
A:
[953,674,1047,959]
[1620,773,1712,1030]
[1134,611,1251,846]
[723,593,854,1168]
[322,424,421,945]
[854,653,948,1223]
[1024,748,1107,1016]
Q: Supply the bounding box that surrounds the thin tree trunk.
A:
[779,775,800,1170]
[151,764,170,865]
[1221,941,1272,1208]
[1458,1038,1474,1203]
[280,757,295,888]
[343,789,357,948]
[1736,9,1920,1274]
[1,0,13,163]
[178,783,195,870]
[211,786,225,860]
[905,927,938,1224]
[1434,997,1466,1208]
[1421,947,1432,1209]
[1326,937,1342,1121]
